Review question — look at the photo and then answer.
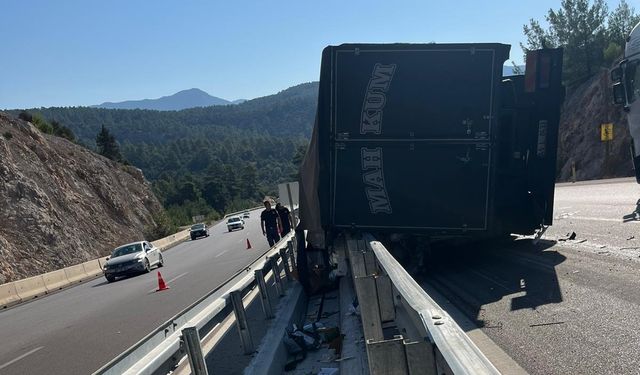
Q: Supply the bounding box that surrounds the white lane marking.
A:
[215,249,229,258]
[555,216,640,223]
[0,346,44,371]
[149,272,189,292]
[166,272,189,284]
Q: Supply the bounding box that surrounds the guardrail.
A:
[345,233,500,375]
[222,206,263,220]
[0,228,191,309]
[93,232,297,375]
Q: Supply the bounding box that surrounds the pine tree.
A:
[522,0,609,84]
[95,125,123,161]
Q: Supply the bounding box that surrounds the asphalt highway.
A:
[0,209,275,375]
[421,177,640,374]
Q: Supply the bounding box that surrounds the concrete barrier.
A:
[0,226,195,308]
[42,269,70,292]
[14,275,47,301]
[0,282,22,308]
[152,229,190,251]
[83,260,103,277]
[64,264,88,283]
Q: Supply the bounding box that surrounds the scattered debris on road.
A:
[559,232,577,241]
[529,321,565,327]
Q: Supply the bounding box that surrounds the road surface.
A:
[421,177,640,374]
[0,210,275,375]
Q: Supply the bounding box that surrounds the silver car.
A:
[102,241,164,282]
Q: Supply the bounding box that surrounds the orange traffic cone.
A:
[156,271,170,291]
[246,238,252,250]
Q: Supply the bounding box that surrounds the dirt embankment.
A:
[0,113,163,283]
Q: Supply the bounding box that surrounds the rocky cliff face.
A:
[557,69,633,181]
[0,113,163,283]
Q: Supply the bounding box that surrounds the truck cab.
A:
[611,22,640,182]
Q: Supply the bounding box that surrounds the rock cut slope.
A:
[0,113,163,283]
[556,68,633,181]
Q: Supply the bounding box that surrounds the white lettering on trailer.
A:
[360,63,397,135]
[537,120,548,157]
[361,147,392,213]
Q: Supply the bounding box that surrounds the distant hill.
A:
[93,88,237,110]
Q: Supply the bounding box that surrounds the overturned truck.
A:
[299,43,564,249]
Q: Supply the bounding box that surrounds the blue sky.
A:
[0,0,623,108]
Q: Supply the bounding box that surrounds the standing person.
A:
[275,202,293,236]
[261,200,282,247]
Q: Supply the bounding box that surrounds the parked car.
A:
[102,241,163,282]
[190,223,209,240]
[227,216,245,232]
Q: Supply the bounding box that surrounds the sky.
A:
[0,0,624,109]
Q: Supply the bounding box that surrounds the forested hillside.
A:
[12,82,318,224]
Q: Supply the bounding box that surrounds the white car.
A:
[242,211,250,219]
[227,216,245,232]
[102,241,163,282]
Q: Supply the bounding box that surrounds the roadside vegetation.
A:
[522,0,640,85]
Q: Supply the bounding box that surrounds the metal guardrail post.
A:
[354,275,384,341]
[376,274,395,323]
[270,257,285,296]
[366,336,408,375]
[364,233,500,375]
[181,326,209,375]
[363,250,377,276]
[279,247,292,281]
[287,240,296,269]
[404,340,436,375]
[254,269,274,319]
[230,290,254,354]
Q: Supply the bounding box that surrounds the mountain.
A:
[0,113,164,282]
[93,88,235,111]
[10,82,319,225]
[25,82,319,145]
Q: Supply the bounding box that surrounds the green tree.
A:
[95,125,123,161]
[51,120,76,142]
[522,0,609,84]
[290,144,307,180]
[31,113,53,134]
[607,0,640,47]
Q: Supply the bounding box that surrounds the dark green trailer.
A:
[299,43,564,242]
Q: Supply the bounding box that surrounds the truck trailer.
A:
[299,43,564,247]
[611,21,640,182]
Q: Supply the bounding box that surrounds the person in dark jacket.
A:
[261,200,282,247]
[275,202,293,236]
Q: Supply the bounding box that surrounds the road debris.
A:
[559,232,577,241]
[627,236,635,240]
[529,321,565,327]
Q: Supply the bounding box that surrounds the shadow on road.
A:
[622,199,640,222]
[415,237,566,328]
